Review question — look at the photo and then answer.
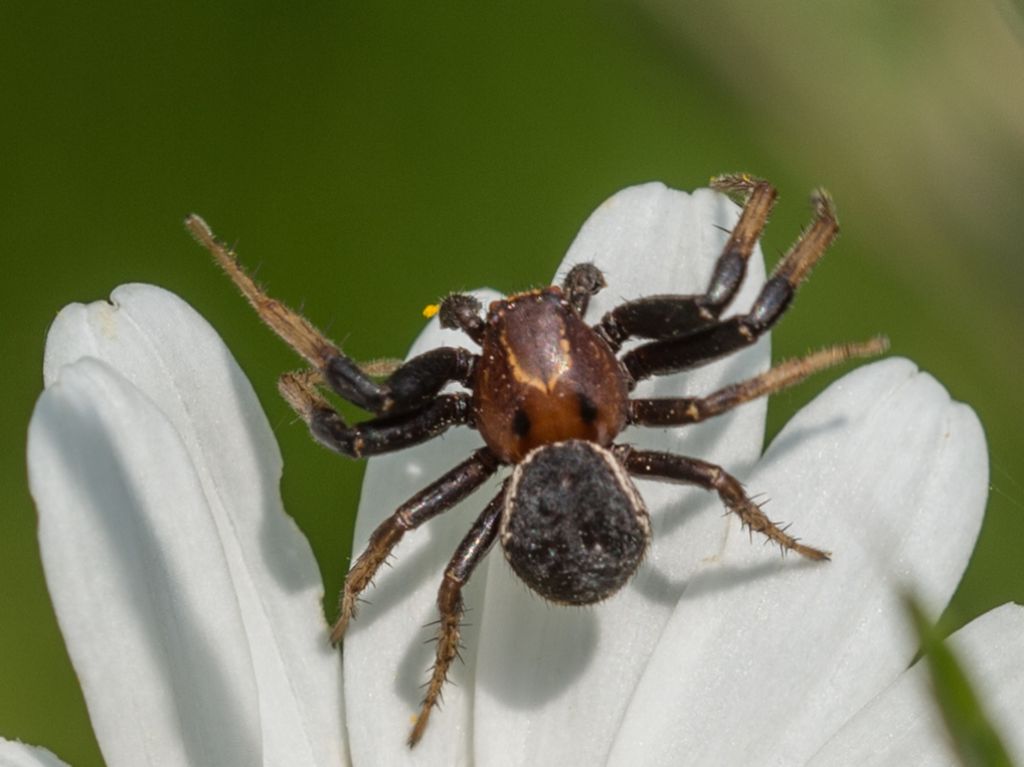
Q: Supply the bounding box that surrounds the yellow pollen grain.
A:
[422,303,440,319]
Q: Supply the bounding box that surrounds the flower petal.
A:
[606,358,988,766]
[342,292,503,765]
[36,285,345,767]
[28,358,263,766]
[0,738,71,767]
[472,184,771,765]
[808,602,1024,765]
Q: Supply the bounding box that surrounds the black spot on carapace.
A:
[512,408,531,437]
[578,393,598,423]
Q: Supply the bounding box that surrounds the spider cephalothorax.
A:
[187,174,886,747]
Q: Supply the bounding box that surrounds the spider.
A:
[186,174,886,747]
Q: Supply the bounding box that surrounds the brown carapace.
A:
[186,173,887,747]
[473,287,630,462]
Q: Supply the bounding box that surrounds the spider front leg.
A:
[409,485,505,747]
[596,174,777,350]
[279,371,473,458]
[620,447,829,560]
[186,214,477,416]
[328,448,499,644]
[621,188,839,381]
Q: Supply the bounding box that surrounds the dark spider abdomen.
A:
[472,288,630,463]
[501,440,650,604]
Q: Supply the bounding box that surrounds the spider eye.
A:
[500,440,650,604]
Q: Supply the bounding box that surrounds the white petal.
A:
[809,602,1024,766]
[473,183,771,765]
[28,359,263,766]
[0,739,71,767]
[342,292,503,766]
[37,285,345,767]
[607,358,988,766]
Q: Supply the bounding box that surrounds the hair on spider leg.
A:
[190,175,878,746]
[420,610,475,630]
[420,612,471,632]
[415,677,438,692]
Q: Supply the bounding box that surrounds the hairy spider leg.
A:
[328,449,499,644]
[629,338,889,427]
[279,371,473,459]
[185,214,478,417]
[322,346,476,417]
[620,188,838,382]
[409,485,506,747]
[595,175,778,350]
[619,447,829,560]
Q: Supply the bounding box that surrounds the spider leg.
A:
[324,346,476,416]
[279,371,473,458]
[186,214,477,416]
[629,338,887,426]
[329,448,500,645]
[437,293,486,344]
[620,447,829,560]
[409,484,505,747]
[595,175,777,351]
[562,263,607,316]
[620,188,838,382]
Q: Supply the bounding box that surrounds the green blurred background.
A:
[2,2,1022,764]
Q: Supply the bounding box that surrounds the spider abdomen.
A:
[500,440,651,604]
[472,288,630,463]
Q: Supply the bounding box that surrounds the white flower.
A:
[16,184,1023,766]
